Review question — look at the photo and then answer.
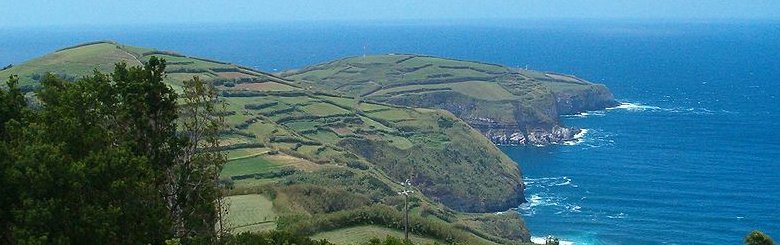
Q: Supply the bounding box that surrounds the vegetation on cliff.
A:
[281,54,618,145]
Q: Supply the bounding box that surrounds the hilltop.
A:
[0,41,288,93]
[281,54,618,145]
[2,41,533,244]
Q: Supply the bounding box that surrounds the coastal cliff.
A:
[481,81,619,146]
[282,54,618,146]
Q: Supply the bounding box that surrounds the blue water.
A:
[2,20,779,244]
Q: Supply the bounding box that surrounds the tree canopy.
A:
[0,57,225,244]
[746,230,776,245]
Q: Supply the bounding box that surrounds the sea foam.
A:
[563,129,589,146]
[607,102,663,111]
[531,236,576,245]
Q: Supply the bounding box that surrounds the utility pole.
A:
[398,179,414,241]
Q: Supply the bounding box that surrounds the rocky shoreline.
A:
[480,91,618,146]
[484,125,582,146]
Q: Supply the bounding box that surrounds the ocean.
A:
[2,20,778,244]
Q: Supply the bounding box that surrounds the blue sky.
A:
[2,0,779,27]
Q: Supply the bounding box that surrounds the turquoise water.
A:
[2,20,778,244]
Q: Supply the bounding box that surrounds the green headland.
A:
[2,41,543,244]
[281,54,618,145]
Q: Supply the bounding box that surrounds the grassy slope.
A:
[3,42,531,244]
[281,54,615,132]
[224,194,277,233]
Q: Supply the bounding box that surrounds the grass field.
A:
[310,225,444,245]
[300,103,351,117]
[221,155,281,178]
[223,194,277,233]
[234,82,297,91]
[372,81,518,101]
[225,147,269,160]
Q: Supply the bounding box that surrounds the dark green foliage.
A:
[270,135,320,145]
[244,101,279,110]
[2,71,172,243]
[746,230,776,245]
[0,58,226,244]
[167,67,211,74]
[276,184,372,214]
[230,166,297,180]
[281,168,395,202]
[436,116,454,128]
[0,75,24,138]
[216,142,265,151]
[174,76,228,240]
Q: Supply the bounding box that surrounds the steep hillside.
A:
[2,42,532,244]
[281,54,618,145]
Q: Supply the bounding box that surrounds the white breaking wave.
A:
[531,236,576,245]
[605,101,731,116]
[564,111,606,118]
[525,176,576,187]
[563,129,588,146]
[520,176,582,216]
[607,212,627,219]
[607,102,663,111]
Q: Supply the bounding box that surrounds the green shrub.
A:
[275,184,372,214]
[746,230,776,245]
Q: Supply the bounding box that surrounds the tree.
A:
[746,230,776,245]
[3,72,170,243]
[0,57,227,243]
[167,76,227,241]
[0,75,27,244]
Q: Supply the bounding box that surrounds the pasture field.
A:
[300,103,351,117]
[223,194,277,233]
[372,81,518,101]
[220,155,281,179]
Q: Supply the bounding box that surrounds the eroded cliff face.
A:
[379,84,617,146]
[554,84,620,115]
[475,83,617,146]
[478,125,580,146]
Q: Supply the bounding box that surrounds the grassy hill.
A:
[281,54,618,145]
[2,42,533,244]
[0,41,290,93]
